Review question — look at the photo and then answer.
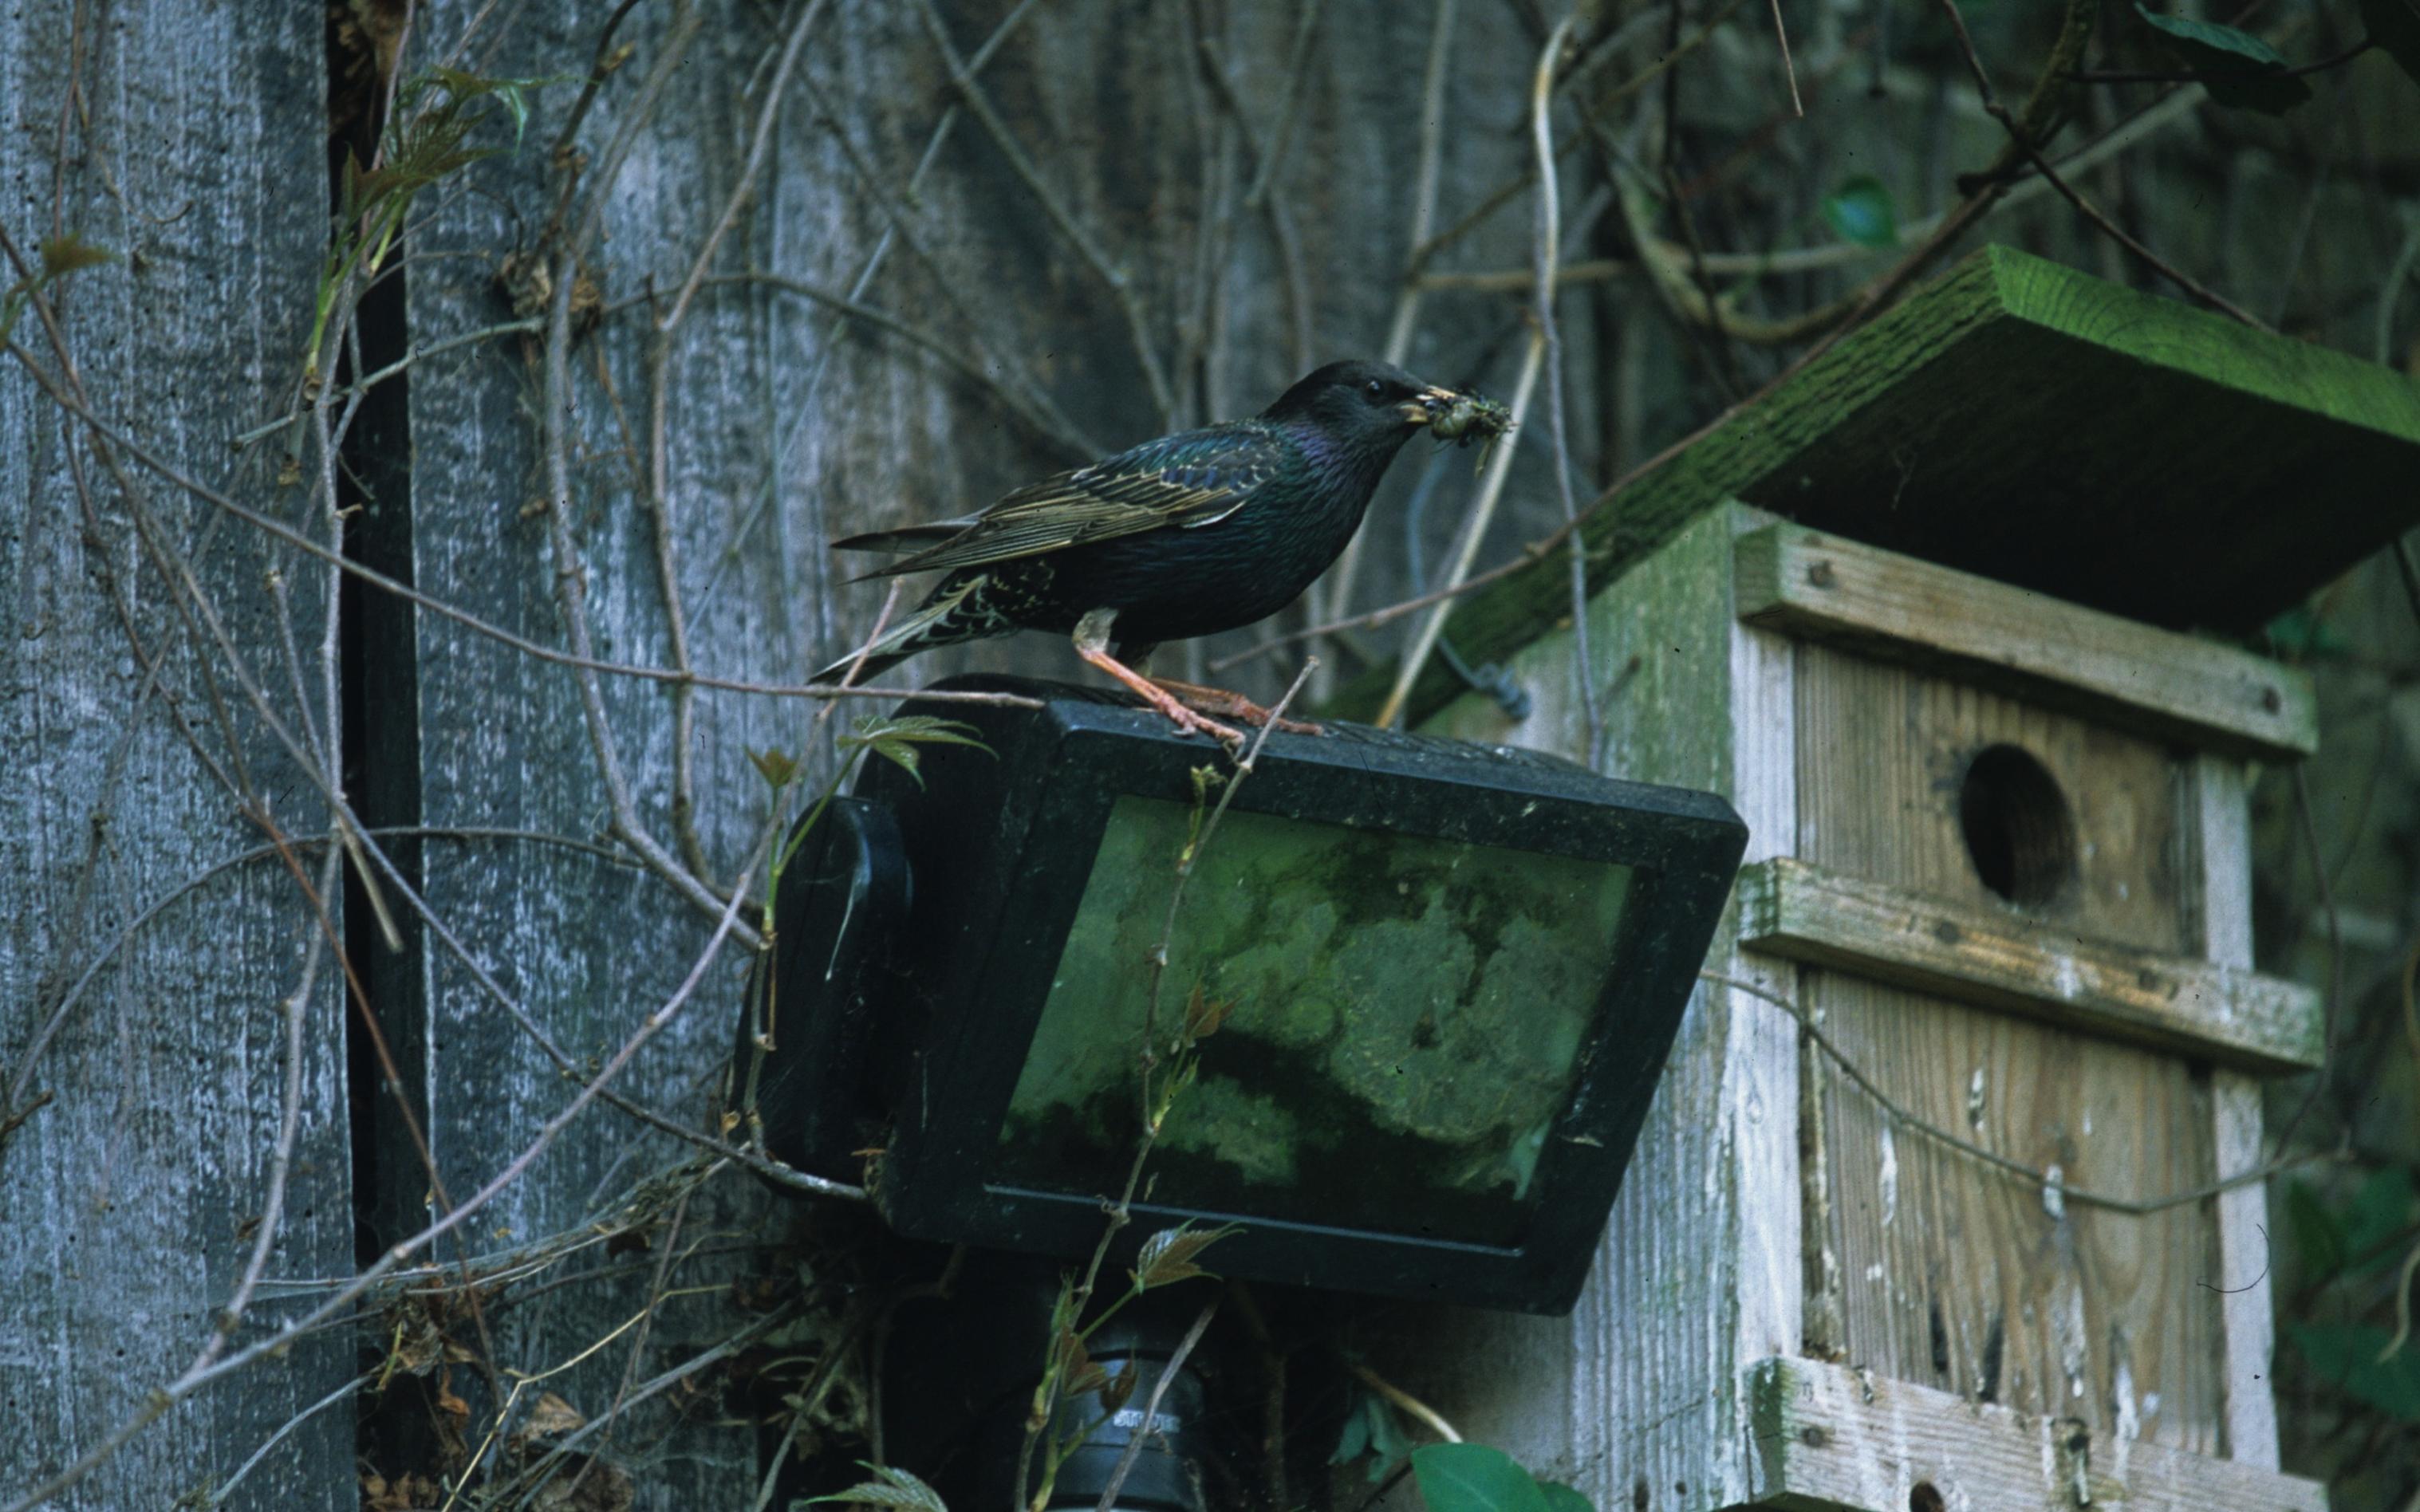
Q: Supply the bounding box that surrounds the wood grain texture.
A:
[391,2,1563,1503]
[1798,970,2228,1453]
[1791,639,2192,954]
[0,5,355,1508]
[1407,504,1798,1511]
[1733,522,2316,761]
[1339,241,2420,727]
[1747,1356,2327,1512]
[1788,620,2234,1454]
[2189,756,2284,1469]
[1738,858,2324,1072]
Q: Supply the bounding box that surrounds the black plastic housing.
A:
[747,674,1746,1315]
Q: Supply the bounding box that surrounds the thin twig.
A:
[1019,660,1318,1508]
[1704,971,2342,1215]
[1528,18,1605,765]
[1347,1360,1464,1443]
[1326,0,1459,630]
[912,0,1173,421]
[2272,762,2343,1152]
[2068,34,2374,85]
[1089,1297,1222,1512]
[660,0,828,330]
[1373,331,1543,727]
[1936,0,2268,329]
[1768,0,1804,115]
[2,348,1046,707]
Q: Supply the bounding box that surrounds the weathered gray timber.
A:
[387,2,1560,1505]
[0,6,355,1510]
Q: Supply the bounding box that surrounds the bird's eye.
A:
[1364,378,1388,400]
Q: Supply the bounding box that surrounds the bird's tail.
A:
[810,574,1001,686]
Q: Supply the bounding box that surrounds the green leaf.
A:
[1820,175,1899,249]
[748,746,799,789]
[2135,5,2287,65]
[837,714,991,789]
[2364,0,2420,92]
[2290,1324,2420,1420]
[2134,4,2313,113]
[1329,1389,1414,1481]
[1132,1222,1239,1290]
[1365,1392,1413,1478]
[1411,1444,1552,1512]
[1538,1482,1596,1512]
[2264,605,2351,661]
[2286,1179,2349,1279]
[1330,1397,1372,1465]
[2343,1167,2418,1272]
[799,1463,948,1512]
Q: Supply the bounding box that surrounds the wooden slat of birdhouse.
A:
[1737,858,2323,1073]
[1785,629,2238,1453]
[1732,523,2319,762]
[2186,754,2284,1468]
[1799,969,2229,1455]
[1409,502,1804,1510]
[1745,1356,2327,1512]
[1791,640,2189,952]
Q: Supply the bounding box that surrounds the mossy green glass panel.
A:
[993,796,1634,1245]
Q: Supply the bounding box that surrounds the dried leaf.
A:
[518,1390,586,1439]
[1181,982,1236,1042]
[1098,1363,1139,1414]
[38,234,116,278]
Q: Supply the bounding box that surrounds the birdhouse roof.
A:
[1357,242,2420,726]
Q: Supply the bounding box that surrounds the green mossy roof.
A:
[1337,243,2420,726]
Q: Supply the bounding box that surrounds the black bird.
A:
[815,360,1498,746]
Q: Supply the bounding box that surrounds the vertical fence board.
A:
[388,1,1558,1500]
[0,4,353,1508]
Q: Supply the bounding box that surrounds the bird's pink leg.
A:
[1074,612,1247,750]
[1147,676,1324,736]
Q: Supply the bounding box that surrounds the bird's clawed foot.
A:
[1075,643,1250,750]
[1149,677,1324,737]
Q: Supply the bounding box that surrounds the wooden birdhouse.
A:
[1366,246,2420,1512]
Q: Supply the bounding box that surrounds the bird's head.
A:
[1261,359,1487,453]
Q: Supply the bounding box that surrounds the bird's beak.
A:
[1399,385,1464,427]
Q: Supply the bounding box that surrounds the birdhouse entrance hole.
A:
[1957,744,2075,908]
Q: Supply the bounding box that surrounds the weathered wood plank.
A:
[1338,242,2420,727]
[1789,632,2192,956]
[392,2,1567,1504]
[1733,522,2316,761]
[0,5,355,1508]
[2188,755,2284,1469]
[1401,504,1797,1511]
[1746,1356,2327,1512]
[1797,970,2229,1453]
[1738,857,2323,1072]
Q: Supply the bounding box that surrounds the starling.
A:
[815,360,1503,746]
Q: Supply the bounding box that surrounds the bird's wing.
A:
[829,518,983,553]
[849,424,1287,580]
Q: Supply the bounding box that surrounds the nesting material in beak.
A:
[1423,390,1515,447]
[1399,385,1465,427]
